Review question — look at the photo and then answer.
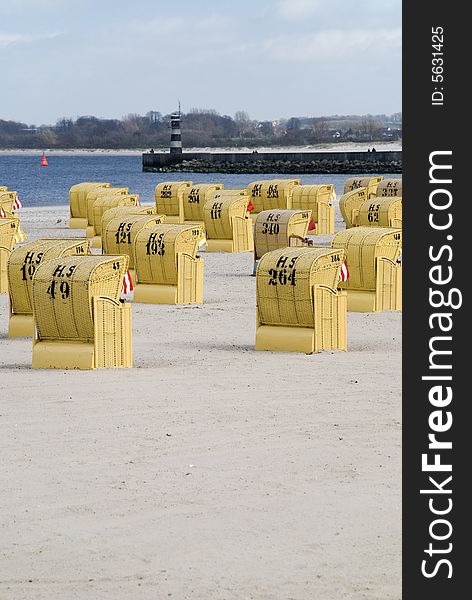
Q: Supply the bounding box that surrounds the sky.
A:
[0,0,401,126]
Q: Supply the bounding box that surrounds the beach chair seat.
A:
[253,209,312,273]
[0,191,19,216]
[155,181,192,223]
[0,218,20,293]
[246,178,300,220]
[339,187,369,228]
[343,176,384,198]
[203,191,253,252]
[7,238,90,337]
[90,194,139,248]
[32,255,132,369]
[358,197,402,228]
[103,213,165,284]
[69,182,110,228]
[182,183,224,223]
[101,205,157,240]
[331,226,402,312]
[85,187,129,238]
[374,178,402,198]
[290,184,335,234]
[255,247,347,354]
[133,223,206,304]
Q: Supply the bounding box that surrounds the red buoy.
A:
[41,152,48,167]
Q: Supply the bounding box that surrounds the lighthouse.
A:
[170,107,182,154]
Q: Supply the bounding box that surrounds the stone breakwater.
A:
[147,157,402,174]
[142,150,402,174]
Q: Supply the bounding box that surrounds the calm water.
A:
[0,154,391,207]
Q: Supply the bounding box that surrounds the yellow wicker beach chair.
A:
[290,184,335,234]
[155,181,192,223]
[253,209,312,273]
[85,187,129,237]
[358,197,402,228]
[182,183,224,223]
[0,218,20,293]
[246,179,300,220]
[7,238,90,337]
[331,226,402,312]
[203,191,253,252]
[343,176,384,198]
[0,191,18,215]
[339,187,369,228]
[374,178,402,198]
[103,214,165,283]
[101,205,157,240]
[133,223,205,304]
[255,247,347,354]
[69,182,110,228]
[90,194,140,248]
[32,255,132,369]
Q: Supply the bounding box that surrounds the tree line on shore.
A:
[0,109,402,149]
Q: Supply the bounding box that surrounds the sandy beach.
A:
[0,141,402,156]
[0,205,401,599]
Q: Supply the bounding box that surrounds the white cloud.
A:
[0,32,61,47]
[275,0,400,18]
[0,3,401,123]
[263,27,401,61]
[0,0,67,17]
[127,13,230,36]
[275,0,322,19]
[90,13,237,66]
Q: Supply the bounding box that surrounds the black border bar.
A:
[403,2,467,597]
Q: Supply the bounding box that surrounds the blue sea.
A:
[0,153,392,206]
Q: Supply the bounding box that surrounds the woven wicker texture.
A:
[155,181,192,217]
[375,258,402,312]
[343,176,384,197]
[92,194,139,236]
[101,205,157,238]
[103,215,165,268]
[339,188,369,228]
[69,182,110,220]
[291,184,334,234]
[254,209,311,260]
[134,223,205,285]
[0,186,8,192]
[207,189,247,198]
[86,187,129,227]
[246,179,300,213]
[32,255,128,342]
[0,218,20,293]
[313,286,347,352]
[1,215,26,245]
[203,194,249,240]
[182,184,224,222]
[0,249,9,292]
[332,227,402,290]
[8,238,90,316]
[358,197,402,228]
[291,184,334,219]
[93,297,132,368]
[375,179,402,197]
[256,247,345,327]
[0,191,17,215]
[0,218,19,249]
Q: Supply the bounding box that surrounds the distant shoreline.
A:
[0,141,401,157]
